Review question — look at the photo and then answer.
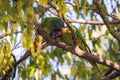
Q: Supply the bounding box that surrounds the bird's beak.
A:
[59,27,63,31]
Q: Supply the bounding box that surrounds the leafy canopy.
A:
[0,0,120,80]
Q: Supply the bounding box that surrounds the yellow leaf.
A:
[62,6,69,14]
[71,66,77,75]
[65,52,71,64]
[38,0,48,7]
[31,47,36,57]
[12,21,18,32]
[7,43,11,55]
[35,35,43,53]
[58,1,69,17]
[30,67,35,77]
[7,28,11,34]
[22,28,34,49]
[36,55,44,66]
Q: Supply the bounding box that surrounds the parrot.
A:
[41,17,64,39]
[40,17,101,73]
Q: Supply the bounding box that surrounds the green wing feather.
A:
[60,26,87,51]
[41,17,56,34]
[75,27,91,52]
[75,27,102,74]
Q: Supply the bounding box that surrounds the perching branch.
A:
[35,22,120,71]
[36,22,120,72]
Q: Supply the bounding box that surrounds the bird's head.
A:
[53,19,64,30]
[50,29,62,39]
[50,19,64,39]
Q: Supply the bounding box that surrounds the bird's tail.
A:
[88,60,102,74]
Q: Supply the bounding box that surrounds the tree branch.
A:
[68,19,120,25]
[102,71,120,80]
[93,0,120,42]
[0,31,22,39]
[36,0,120,26]
[35,22,120,71]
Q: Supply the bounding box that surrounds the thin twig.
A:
[102,71,120,80]
[36,0,120,26]
[69,19,120,25]
[0,31,22,39]
[62,15,78,44]
[93,0,120,42]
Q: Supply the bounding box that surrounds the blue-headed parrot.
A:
[40,17,101,74]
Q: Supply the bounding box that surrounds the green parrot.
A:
[41,17,64,39]
[59,26,101,74]
[40,17,101,73]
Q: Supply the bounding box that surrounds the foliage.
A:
[0,0,120,80]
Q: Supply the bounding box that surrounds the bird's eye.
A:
[56,23,59,27]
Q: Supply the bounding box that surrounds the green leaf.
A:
[17,0,24,10]
[81,0,87,14]
[1,15,11,22]
[80,25,86,32]
[96,38,101,48]
[25,7,34,23]
[65,54,71,64]
[57,70,64,79]
[34,5,45,15]
[75,0,80,13]
[88,29,93,39]
[22,28,34,49]
[112,42,119,53]
[0,23,4,30]
[58,1,69,18]
[71,66,77,75]
[51,73,56,80]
